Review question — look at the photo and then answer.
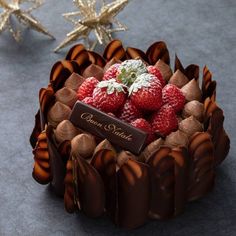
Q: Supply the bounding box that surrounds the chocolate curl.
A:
[32,130,51,185]
[126,47,148,62]
[187,132,215,201]
[39,86,55,130]
[204,98,230,165]
[148,147,188,219]
[88,51,106,68]
[46,126,67,196]
[91,149,117,220]
[50,60,80,91]
[146,41,170,65]
[202,66,217,101]
[74,154,105,217]
[30,110,41,148]
[103,40,126,61]
[175,55,199,81]
[117,159,149,229]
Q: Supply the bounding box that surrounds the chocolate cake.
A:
[30,40,230,229]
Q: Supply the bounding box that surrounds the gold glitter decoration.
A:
[54,0,129,52]
[0,0,54,41]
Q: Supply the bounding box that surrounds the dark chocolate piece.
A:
[70,101,147,155]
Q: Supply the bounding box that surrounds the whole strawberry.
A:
[93,79,127,113]
[162,84,185,112]
[147,65,166,87]
[77,77,99,101]
[118,99,142,123]
[81,97,95,107]
[151,105,178,137]
[117,59,147,86]
[131,118,155,144]
[129,73,163,111]
[103,63,120,81]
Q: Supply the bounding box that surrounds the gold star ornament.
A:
[54,0,129,52]
[0,0,54,41]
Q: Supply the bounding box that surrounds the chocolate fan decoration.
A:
[30,39,230,229]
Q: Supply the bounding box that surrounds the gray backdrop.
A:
[0,0,235,235]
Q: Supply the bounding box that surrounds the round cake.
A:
[30,40,230,229]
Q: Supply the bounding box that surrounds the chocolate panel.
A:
[70,101,148,155]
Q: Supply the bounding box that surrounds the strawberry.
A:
[147,65,166,87]
[117,59,147,86]
[131,118,155,144]
[81,97,95,107]
[103,63,120,81]
[129,73,163,111]
[93,79,127,113]
[162,84,185,112]
[151,105,178,136]
[77,77,99,101]
[118,99,142,123]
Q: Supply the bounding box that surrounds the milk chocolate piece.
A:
[82,64,104,81]
[70,102,148,155]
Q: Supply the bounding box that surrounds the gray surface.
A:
[0,0,236,235]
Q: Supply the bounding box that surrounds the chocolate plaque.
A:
[70,101,147,155]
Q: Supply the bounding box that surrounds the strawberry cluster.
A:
[77,59,186,144]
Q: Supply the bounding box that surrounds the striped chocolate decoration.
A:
[32,130,51,184]
[103,40,126,61]
[126,47,148,62]
[202,66,216,101]
[187,132,214,201]
[64,157,77,213]
[146,41,170,65]
[50,60,80,91]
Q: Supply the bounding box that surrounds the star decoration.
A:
[0,0,54,41]
[54,0,129,52]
